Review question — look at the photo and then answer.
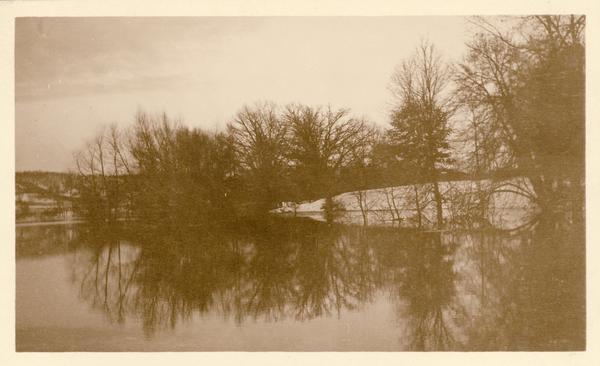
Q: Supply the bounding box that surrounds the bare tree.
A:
[74,125,131,222]
[457,15,585,217]
[284,104,377,212]
[228,102,289,211]
[388,41,454,229]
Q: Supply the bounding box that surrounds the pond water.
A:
[16,214,585,351]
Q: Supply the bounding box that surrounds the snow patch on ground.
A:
[273,177,537,230]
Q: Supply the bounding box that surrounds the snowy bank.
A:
[272,177,537,230]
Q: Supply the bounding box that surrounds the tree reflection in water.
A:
[457,211,585,351]
[393,233,459,351]
[63,209,583,350]
[70,218,381,336]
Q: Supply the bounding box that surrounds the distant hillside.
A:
[16,171,76,197]
[16,171,78,223]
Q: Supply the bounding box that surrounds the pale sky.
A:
[16,17,470,172]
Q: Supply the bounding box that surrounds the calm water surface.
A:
[16,214,585,351]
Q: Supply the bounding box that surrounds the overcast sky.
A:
[16,17,470,172]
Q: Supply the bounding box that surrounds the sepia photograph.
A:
[8,6,592,356]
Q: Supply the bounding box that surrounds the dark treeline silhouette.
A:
[74,103,378,223]
[70,16,584,231]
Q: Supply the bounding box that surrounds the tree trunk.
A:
[324,195,335,223]
[433,180,443,230]
[356,190,368,226]
[384,188,399,226]
[413,185,422,229]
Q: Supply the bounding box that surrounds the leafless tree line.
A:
[72,15,584,230]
